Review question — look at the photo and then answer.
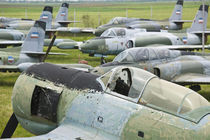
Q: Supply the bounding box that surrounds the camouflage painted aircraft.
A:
[0,29,25,47]
[79,5,209,57]
[0,5,53,48]
[0,17,33,28]
[0,4,82,48]
[91,46,210,91]
[1,3,71,30]
[1,64,210,139]
[94,0,191,36]
[0,20,65,72]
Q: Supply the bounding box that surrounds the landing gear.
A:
[101,57,106,65]
[189,85,201,92]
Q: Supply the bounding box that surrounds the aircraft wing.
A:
[47,27,95,34]
[3,121,117,140]
[0,65,20,72]
[0,63,91,73]
[57,20,80,24]
[146,45,210,51]
[189,30,210,35]
[0,40,23,47]
[165,45,210,50]
[172,73,210,85]
[171,20,192,23]
[21,51,68,56]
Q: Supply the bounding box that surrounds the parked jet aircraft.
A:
[1,64,210,139]
[91,47,210,91]
[94,0,192,36]
[0,5,53,48]
[1,3,71,30]
[0,29,25,47]
[0,4,82,48]
[0,17,33,28]
[0,20,64,72]
[79,5,209,57]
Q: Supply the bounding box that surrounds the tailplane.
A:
[187,5,209,33]
[169,0,183,21]
[55,3,69,25]
[39,6,53,29]
[21,20,46,53]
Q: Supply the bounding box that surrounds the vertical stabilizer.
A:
[169,0,183,21]
[39,6,53,29]
[21,20,46,52]
[187,5,209,32]
[55,3,69,22]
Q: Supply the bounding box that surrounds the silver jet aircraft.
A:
[91,46,210,91]
[79,5,209,57]
[1,3,71,30]
[0,20,65,72]
[94,0,191,36]
[1,64,210,139]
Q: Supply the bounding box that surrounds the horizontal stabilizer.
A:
[172,20,192,23]
[153,45,210,51]
[172,73,210,85]
[0,65,19,72]
[57,21,80,27]
[57,21,80,24]
[21,51,68,56]
[47,27,94,34]
[0,40,23,46]
[189,31,210,35]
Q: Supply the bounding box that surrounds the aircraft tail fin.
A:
[55,3,69,23]
[187,5,209,33]
[39,6,53,29]
[21,20,46,53]
[169,0,183,21]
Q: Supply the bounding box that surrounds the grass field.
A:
[0,1,210,138]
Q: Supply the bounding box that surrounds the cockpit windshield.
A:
[98,67,155,102]
[113,48,180,62]
[97,66,209,122]
[101,28,126,37]
[107,17,127,25]
[113,51,134,62]
[140,78,209,115]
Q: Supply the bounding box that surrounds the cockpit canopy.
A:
[113,47,181,62]
[100,27,146,37]
[107,17,139,25]
[101,28,126,37]
[97,66,209,118]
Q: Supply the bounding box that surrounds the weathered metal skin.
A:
[80,38,108,55]
[135,35,172,47]
[91,48,210,86]
[0,29,25,41]
[10,63,210,139]
[12,63,103,135]
[80,28,202,56]
[94,0,185,36]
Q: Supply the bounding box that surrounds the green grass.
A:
[0,1,210,138]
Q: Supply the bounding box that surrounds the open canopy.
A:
[97,66,209,117]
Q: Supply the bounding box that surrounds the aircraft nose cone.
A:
[94,28,106,36]
[80,38,106,55]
